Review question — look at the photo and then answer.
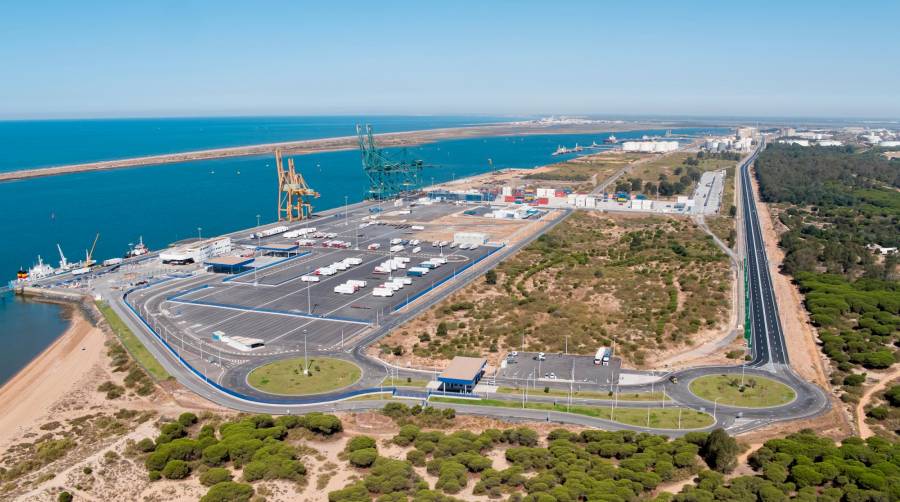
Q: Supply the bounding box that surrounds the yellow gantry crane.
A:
[275,149,319,221]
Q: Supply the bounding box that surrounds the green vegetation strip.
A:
[96,301,171,381]
[689,374,795,408]
[247,357,361,395]
[496,387,670,401]
[430,397,713,429]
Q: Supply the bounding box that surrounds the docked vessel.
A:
[28,255,55,280]
[604,134,618,144]
[552,145,569,156]
[125,236,149,258]
[16,267,27,280]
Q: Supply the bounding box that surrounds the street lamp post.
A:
[344,196,349,226]
[197,227,202,241]
[303,329,309,375]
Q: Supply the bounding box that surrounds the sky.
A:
[1,1,898,120]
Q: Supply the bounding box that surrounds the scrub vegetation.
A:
[137,412,342,500]
[863,382,900,439]
[96,301,171,382]
[523,153,644,185]
[754,144,900,382]
[382,211,731,366]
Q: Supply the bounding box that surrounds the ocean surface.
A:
[0,116,726,384]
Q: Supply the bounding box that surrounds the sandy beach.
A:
[0,306,106,449]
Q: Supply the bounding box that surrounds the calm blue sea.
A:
[0,116,726,384]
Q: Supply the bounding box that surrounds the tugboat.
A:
[16,267,27,281]
[125,236,149,258]
[604,134,618,144]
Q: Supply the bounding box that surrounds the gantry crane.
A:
[357,124,428,200]
[275,149,319,221]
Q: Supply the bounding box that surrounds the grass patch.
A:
[495,387,669,401]
[689,374,796,408]
[96,301,170,381]
[430,397,713,429]
[248,357,361,395]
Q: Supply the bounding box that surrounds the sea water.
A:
[0,116,725,384]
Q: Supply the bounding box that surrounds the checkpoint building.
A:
[204,256,254,274]
[437,356,487,393]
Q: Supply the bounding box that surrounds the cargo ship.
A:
[604,134,618,144]
[552,145,569,156]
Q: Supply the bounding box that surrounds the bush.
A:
[866,406,889,420]
[200,467,233,487]
[148,470,162,481]
[885,385,900,407]
[58,492,73,502]
[178,412,199,427]
[301,413,343,435]
[162,459,191,480]
[407,449,426,467]
[136,437,156,453]
[346,436,377,453]
[349,448,378,468]
[202,443,230,466]
[843,373,867,386]
[200,481,254,502]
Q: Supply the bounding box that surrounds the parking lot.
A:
[495,351,621,388]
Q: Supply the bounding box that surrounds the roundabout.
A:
[688,373,796,408]
[246,357,362,396]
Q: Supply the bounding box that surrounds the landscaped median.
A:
[689,374,796,408]
[430,397,714,429]
[247,357,361,395]
[496,387,670,402]
[96,301,171,381]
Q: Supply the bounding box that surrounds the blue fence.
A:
[392,244,504,312]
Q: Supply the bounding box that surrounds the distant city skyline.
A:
[2,1,898,120]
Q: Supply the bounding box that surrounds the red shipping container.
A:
[536,197,549,205]
[504,195,516,202]
[555,190,566,197]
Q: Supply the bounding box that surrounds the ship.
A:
[16,267,27,280]
[604,134,618,144]
[573,143,584,152]
[552,145,569,156]
[125,236,149,258]
[28,255,55,280]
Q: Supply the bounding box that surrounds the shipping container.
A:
[536,197,549,205]
[372,287,394,297]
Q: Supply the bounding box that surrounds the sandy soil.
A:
[0,307,106,449]
[855,368,900,438]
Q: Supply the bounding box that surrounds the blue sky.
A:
[2,1,898,119]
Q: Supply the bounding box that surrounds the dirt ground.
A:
[855,368,900,438]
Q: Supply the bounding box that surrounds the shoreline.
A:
[0,121,682,182]
[0,303,106,449]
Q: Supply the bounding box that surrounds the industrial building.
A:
[204,256,255,274]
[453,232,489,246]
[160,237,232,265]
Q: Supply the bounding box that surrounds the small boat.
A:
[16,267,27,281]
[604,134,618,144]
[125,236,149,258]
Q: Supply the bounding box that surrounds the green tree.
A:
[162,459,191,480]
[701,429,739,473]
[200,482,254,502]
[485,269,497,285]
[200,467,233,487]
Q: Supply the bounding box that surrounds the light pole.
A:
[303,329,309,375]
[344,196,349,226]
[307,285,312,313]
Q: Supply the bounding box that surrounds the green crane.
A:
[356,124,428,200]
